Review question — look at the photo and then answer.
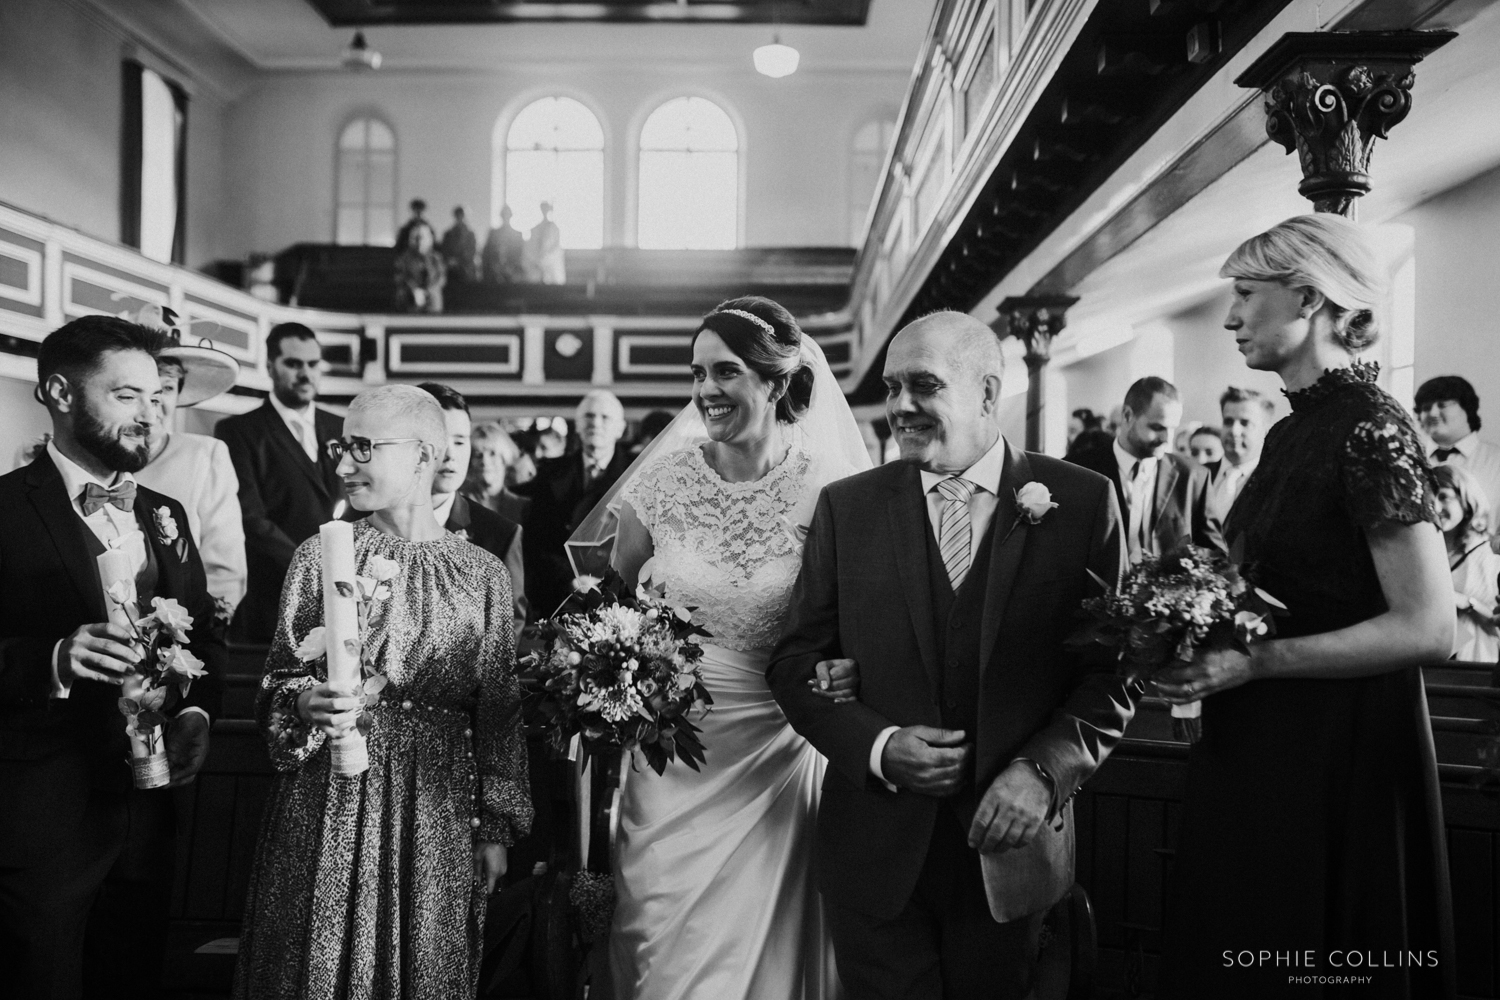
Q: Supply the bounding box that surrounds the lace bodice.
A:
[622,444,816,651]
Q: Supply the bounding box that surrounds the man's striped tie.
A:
[935,477,977,589]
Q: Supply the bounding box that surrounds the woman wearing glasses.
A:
[233,385,532,1000]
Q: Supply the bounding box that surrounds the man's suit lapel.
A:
[257,401,331,501]
[447,492,472,533]
[23,456,107,622]
[133,493,180,603]
[979,444,1032,675]
[1151,456,1180,539]
[886,465,941,695]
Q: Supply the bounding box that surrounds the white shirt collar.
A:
[1437,431,1481,458]
[1113,438,1156,481]
[919,434,1008,496]
[431,492,456,528]
[268,392,315,428]
[47,440,132,502]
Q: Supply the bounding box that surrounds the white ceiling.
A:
[173,0,936,73]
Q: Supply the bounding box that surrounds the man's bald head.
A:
[883,310,1006,475]
[576,389,626,461]
[347,384,447,453]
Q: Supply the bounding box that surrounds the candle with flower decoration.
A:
[97,546,138,629]
[320,520,369,776]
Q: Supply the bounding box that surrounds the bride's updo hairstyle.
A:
[1220,213,1385,352]
[694,295,814,423]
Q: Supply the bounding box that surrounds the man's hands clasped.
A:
[880,726,972,796]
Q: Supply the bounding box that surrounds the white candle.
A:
[319,521,360,694]
[97,547,137,629]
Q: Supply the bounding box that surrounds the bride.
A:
[584,296,871,999]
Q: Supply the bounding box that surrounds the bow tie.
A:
[1433,447,1459,462]
[80,480,137,516]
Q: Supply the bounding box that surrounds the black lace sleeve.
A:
[1337,396,1438,528]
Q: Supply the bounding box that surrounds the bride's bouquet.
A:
[1070,544,1283,742]
[519,572,713,776]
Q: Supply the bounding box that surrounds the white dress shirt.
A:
[869,435,1010,786]
[1114,439,1157,561]
[47,443,210,723]
[1431,432,1500,532]
[1207,457,1257,525]
[269,393,320,464]
[135,432,247,610]
[431,492,456,529]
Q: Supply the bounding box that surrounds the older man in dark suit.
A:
[0,316,225,1000]
[515,390,631,615]
[1066,376,1223,562]
[215,323,344,642]
[769,312,1139,999]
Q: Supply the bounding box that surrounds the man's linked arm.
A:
[767,489,894,789]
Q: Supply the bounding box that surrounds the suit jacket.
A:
[768,448,1139,922]
[515,450,632,617]
[446,494,528,633]
[0,454,226,858]
[215,400,344,641]
[1066,438,1224,557]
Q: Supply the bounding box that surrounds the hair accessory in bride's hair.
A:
[711,308,776,337]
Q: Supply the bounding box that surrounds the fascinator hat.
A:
[564,298,871,580]
[133,305,241,406]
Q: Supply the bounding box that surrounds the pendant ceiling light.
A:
[342,31,382,71]
[753,35,799,78]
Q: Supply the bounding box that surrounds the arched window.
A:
[498,97,605,249]
[637,97,739,250]
[849,117,897,246]
[335,117,396,245]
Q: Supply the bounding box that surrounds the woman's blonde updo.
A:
[1220,213,1386,352]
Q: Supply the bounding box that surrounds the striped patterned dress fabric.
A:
[934,476,977,589]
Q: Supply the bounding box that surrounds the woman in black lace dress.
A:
[1156,215,1456,999]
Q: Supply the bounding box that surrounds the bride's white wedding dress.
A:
[610,442,839,1000]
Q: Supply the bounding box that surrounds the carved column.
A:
[998,295,1078,453]
[1235,31,1455,216]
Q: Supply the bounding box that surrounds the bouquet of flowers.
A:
[108,593,207,789]
[519,572,713,776]
[1070,544,1283,742]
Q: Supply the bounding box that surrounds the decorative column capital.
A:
[998,295,1079,365]
[1235,31,1454,215]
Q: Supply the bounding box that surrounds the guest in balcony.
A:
[1417,375,1500,542]
[515,390,629,615]
[1156,214,1456,999]
[233,385,531,1000]
[216,323,344,643]
[440,205,478,284]
[1186,425,1223,466]
[481,205,527,284]
[419,384,528,634]
[131,308,247,624]
[394,197,431,252]
[394,223,446,314]
[464,420,530,527]
[525,201,566,285]
[1433,464,1499,661]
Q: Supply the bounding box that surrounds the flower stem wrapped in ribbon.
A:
[519,571,713,776]
[107,594,206,788]
[1068,543,1285,743]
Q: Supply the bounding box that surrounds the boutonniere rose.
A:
[1015,482,1059,524]
[154,506,180,545]
[452,528,469,542]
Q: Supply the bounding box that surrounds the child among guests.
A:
[1434,463,1500,661]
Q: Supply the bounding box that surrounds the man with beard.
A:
[0,316,225,999]
[215,323,344,642]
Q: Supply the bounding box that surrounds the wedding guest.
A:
[526,201,565,285]
[1172,420,1204,463]
[632,409,674,456]
[394,197,430,252]
[233,385,532,1000]
[0,316,224,1000]
[395,223,446,314]
[1187,426,1224,466]
[134,321,247,618]
[480,205,526,284]
[1433,464,1500,661]
[418,383,527,634]
[216,323,344,643]
[1067,407,1099,445]
[1156,214,1456,999]
[440,206,478,283]
[1417,375,1500,537]
[1204,386,1274,525]
[515,391,630,614]
[465,420,531,525]
[1066,377,1221,561]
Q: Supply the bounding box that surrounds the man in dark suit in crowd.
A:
[0,316,225,1000]
[215,323,344,642]
[1066,376,1222,562]
[417,382,527,634]
[769,312,1138,998]
[1202,386,1274,526]
[515,390,631,616]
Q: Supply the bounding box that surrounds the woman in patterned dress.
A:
[602,297,870,1000]
[233,385,532,999]
[1156,216,1456,999]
